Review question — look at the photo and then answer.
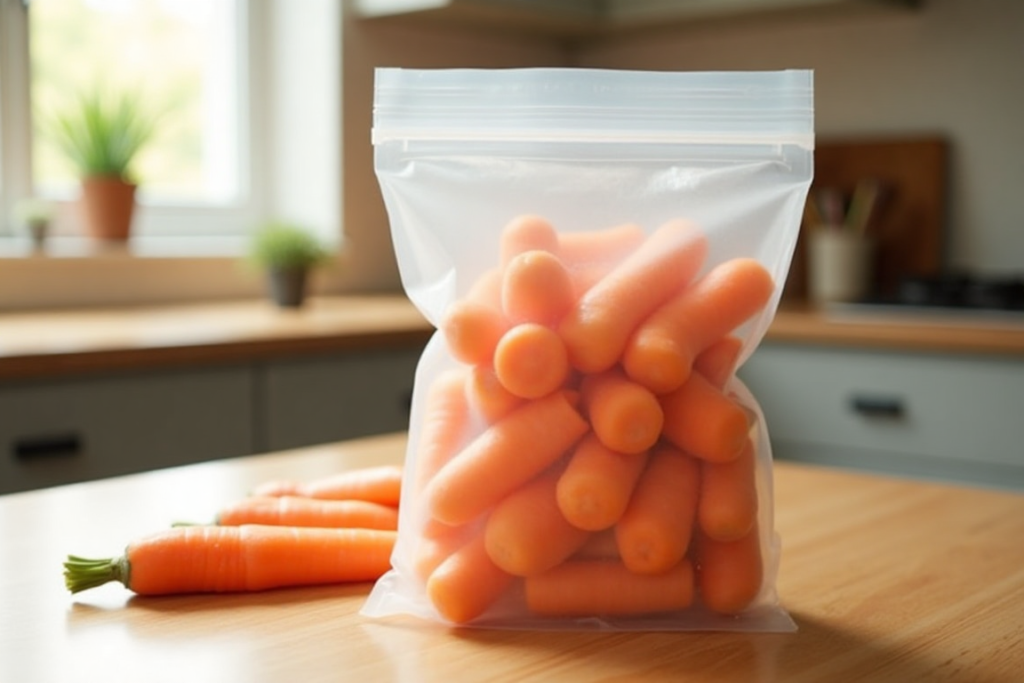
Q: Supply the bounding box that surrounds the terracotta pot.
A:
[80,176,137,242]
[266,267,310,308]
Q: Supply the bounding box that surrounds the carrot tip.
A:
[63,554,129,594]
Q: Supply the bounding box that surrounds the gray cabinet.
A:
[739,344,1024,490]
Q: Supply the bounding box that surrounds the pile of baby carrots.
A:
[63,465,404,595]
[404,215,776,624]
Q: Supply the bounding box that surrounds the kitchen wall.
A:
[339,0,1023,291]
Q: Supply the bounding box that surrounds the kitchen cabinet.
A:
[739,343,1024,489]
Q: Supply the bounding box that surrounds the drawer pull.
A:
[13,432,84,460]
[849,395,905,420]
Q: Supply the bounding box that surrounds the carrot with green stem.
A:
[502,250,576,325]
[64,525,397,595]
[484,466,590,576]
[558,218,707,374]
[525,559,694,617]
[556,432,649,531]
[493,323,570,400]
[250,465,404,507]
[624,258,774,394]
[425,390,588,526]
[581,368,663,455]
[213,496,398,531]
[659,371,749,464]
[615,445,700,575]
[426,533,515,624]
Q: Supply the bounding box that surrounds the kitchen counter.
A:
[1,297,1021,382]
[1,432,1021,683]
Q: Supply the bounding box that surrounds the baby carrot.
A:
[64,525,397,595]
[659,372,749,464]
[215,496,399,531]
[484,467,590,576]
[558,219,708,374]
[581,368,663,455]
[425,390,588,526]
[615,445,700,575]
[623,258,774,394]
[558,223,646,294]
[695,525,764,615]
[412,368,471,493]
[525,559,694,617]
[440,299,510,366]
[411,518,479,582]
[250,465,404,507]
[556,433,650,531]
[499,214,560,266]
[426,534,515,624]
[698,438,758,542]
[693,335,744,390]
[465,365,525,423]
[571,529,621,560]
[493,323,571,400]
[502,250,576,325]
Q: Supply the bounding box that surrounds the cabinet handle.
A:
[849,395,905,420]
[13,432,84,460]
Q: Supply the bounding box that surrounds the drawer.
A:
[738,345,1024,472]
[0,367,254,494]
[260,347,422,451]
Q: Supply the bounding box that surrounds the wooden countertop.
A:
[2,432,1021,682]
[1,297,1021,382]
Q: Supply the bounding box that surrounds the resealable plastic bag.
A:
[362,67,813,631]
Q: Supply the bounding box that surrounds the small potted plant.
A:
[49,88,156,242]
[248,221,330,308]
[13,197,55,251]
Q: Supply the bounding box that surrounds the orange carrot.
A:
[558,219,707,373]
[499,214,560,266]
[413,368,471,493]
[659,372,749,463]
[464,266,504,309]
[571,529,621,560]
[465,364,525,423]
[492,323,571,400]
[558,223,646,294]
[556,432,650,531]
[580,368,663,455]
[525,559,694,617]
[502,250,576,325]
[426,534,515,624]
[484,467,590,576]
[411,518,478,582]
[693,335,744,390]
[63,525,396,595]
[695,525,764,615]
[214,496,398,531]
[440,299,510,366]
[623,258,774,394]
[698,438,758,542]
[250,465,404,507]
[615,445,700,575]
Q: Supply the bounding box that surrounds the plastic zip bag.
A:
[362,68,813,632]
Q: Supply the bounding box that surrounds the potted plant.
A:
[248,221,330,308]
[49,89,156,242]
[13,197,55,251]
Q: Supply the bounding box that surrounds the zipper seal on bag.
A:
[372,68,815,151]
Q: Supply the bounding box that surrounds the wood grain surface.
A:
[1,432,1021,683]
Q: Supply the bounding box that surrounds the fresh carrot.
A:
[659,372,749,463]
[214,496,398,531]
[693,335,744,390]
[558,219,708,374]
[571,529,621,560]
[499,214,560,266]
[525,559,694,617]
[465,364,525,423]
[502,250,576,325]
[412,368,472,493]
[484,467,590,576]
[556,432,650,531]
[411,518,479,582]
[426,534,515,624]
[464,266,504,309]
[580,368,663,455]
[558,223,646,294]
[615,445,700,575]
[63,525,397,595]
[694,525,764,615]
[425,390,588,526]
[492,323,571,400]
[623,258,774,394]
[250,465,404,507]
[698,438,758,542]
[440,299,510,366]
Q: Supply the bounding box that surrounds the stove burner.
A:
[896,274,1024,311]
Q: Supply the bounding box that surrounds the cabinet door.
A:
[260,347,422,452]
[0,367,254,494]
[739,345,1024,489]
